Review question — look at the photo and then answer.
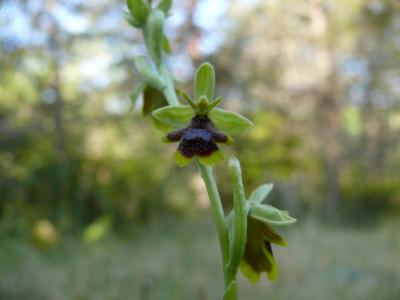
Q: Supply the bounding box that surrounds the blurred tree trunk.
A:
[46,0,67,221]
[310,0,341,217]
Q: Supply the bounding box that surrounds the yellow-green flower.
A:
[228,183,296,282]
[151,63,253,167]
[240,216,286,282]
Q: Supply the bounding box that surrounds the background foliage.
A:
[1,0,399,299]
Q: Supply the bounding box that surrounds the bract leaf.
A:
[209,108,253,135]
[226,157,247,274]
[134,56,166,90]
[198,149,224,166]
[144,9,165,64]
[194,62,215,101]
[152,105,194,129]
[249,183,274,204]
[250,204,297,226]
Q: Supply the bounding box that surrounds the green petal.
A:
[194,62,215,101]
[240,260,261,283]
[173,151,192,167]
[250,204,297,226]
[198,150,224,166]
[209,108,253,135]
[249,183,274,204]
[152,105,194,129]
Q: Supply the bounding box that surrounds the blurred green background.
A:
[1,0,400,299]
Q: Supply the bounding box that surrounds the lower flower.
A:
[240,217,287,282]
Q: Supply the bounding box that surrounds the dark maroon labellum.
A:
[166,115,228,158]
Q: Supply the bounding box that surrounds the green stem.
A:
[197,162,231,283]
[158,62,179,106]
[159,62,237,297]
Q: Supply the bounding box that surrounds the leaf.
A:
[144,9,165,64]
[127,0,149,25]
[157,0,173,15]
[152,105,194,129]
[209,108,253,135]
[194,62,215,101]
[226,157,247,274]
[134,56,166,90]
[249,183,274,204]
[198,149,224,166]
[249,204,297,226]
[223,281,238,300]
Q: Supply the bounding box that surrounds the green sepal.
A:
[151,115,172,132]
[134,56,166,90]
[173,151,191,167]
[129,81,146,110]
[157,0,173,15]
[124,12,143,28]
[194,62,215,102]
[250,204,297,227]
[198,150,224,166]
[127,0,150,25]
[249,183,274,204]
[144,9,165,64]
[209,108,253,135]
[223,281,238,300]
[152,105,194,129]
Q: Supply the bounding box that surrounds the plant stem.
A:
[197,162,231,283]
[159,63,237,297]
